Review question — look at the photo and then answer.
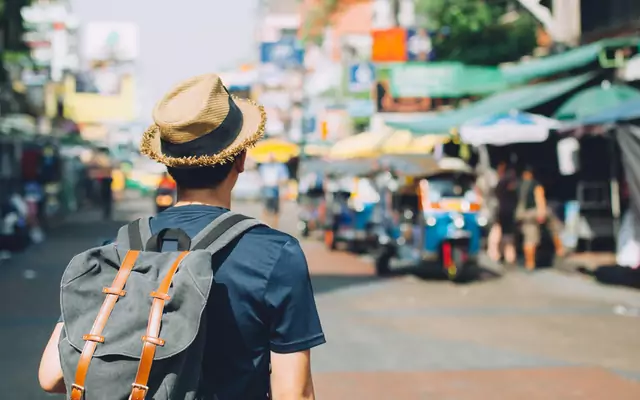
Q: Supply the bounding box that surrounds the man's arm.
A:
[39,322,66,393]
[534,185,547,223]
[270,350,315,400]
[266,239,325,400]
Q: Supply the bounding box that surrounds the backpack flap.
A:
[60,245,214,360]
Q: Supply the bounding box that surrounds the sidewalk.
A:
[555,252,617,274]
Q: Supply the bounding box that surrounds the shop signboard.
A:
[348,62,376,93]
[390,63,459,98]
[347,99,375,118]
[388,62,507,98]
[374,65,432,113]
[260,38,304,68]
[406,28,435,61]
[371,28,407,62]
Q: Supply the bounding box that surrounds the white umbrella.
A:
[460,110,561,147]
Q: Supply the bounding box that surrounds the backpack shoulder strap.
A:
[116,217,152,250]
[191,212,266,251]
[130,251,190,400]
[70,250,141,400]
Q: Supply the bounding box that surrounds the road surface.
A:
[1,196,639,399]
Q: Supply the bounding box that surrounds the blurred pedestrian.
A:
[258,153,289,228]
[157,170,177,190]
[493,166,518,265]
[515,165,546,270]
[39,73,323,399]
[89,147,113,220]
[487,161,507,261]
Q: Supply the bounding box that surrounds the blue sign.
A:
[348,63,376,93]
[260,39,304,68]
[303,116,316,134]
[347,99,375,118]
[406,29,436,61]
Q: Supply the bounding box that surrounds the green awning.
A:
[389,62,508,98]
[554,84,640,120]
[501,37,640,84]
[385,73,595,134]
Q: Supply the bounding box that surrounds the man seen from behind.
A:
[39,73,324,399]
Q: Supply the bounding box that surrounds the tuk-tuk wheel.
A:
[374,247,393,276]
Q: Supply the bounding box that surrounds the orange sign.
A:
[372,28,407,62]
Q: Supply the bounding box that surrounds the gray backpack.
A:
[58,212,263,400]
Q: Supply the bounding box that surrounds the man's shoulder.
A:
[243,224,300,252]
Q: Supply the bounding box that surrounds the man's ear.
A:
[235,151,247,173]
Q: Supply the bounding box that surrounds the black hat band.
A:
[160,95,244,160]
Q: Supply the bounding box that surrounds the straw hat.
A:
[140,73,266,167]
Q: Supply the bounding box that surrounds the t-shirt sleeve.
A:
[265,239,326,354]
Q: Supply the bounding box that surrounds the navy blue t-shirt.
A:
[61,205,325,399]
[151,206,325,398]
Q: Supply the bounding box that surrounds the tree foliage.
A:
[415,0,538,65]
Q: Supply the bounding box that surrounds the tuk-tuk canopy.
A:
[247,138,299,163]
[329,129,391,159]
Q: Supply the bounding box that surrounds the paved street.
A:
[1,196,640,399]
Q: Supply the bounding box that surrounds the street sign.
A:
[406,28,435,61]
[348,62,376,93]
[260,39,304,68]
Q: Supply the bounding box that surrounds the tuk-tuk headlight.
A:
[453,217,465,229]
[477,215,488,227]
[379,235,390,245]
[426,216,437,226]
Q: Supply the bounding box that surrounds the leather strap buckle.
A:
[132,383,148,390]
[102,287,126,296]
[150,291,170,301]
[70,383,84,399]
[131,382,149,399]
[141,335,165,346]
[83,334,105,343]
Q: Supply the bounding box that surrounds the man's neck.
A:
[176,188,231,209]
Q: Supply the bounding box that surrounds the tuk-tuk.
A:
[322,158,381,252]
[374,157,483,281]
[297,158,329,237]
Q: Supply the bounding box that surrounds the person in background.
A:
[158,170,177,190]
[494,166,518,265]
[89,148,114,220]
[258,153,289,228]
[516,165,546,270]
[487,161,507,262]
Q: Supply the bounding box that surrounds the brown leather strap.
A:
[130,251,189,400]
[70,250,140,400]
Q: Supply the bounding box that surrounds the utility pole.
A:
[516,0,581,46]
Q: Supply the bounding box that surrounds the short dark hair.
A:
[168,154,241,189]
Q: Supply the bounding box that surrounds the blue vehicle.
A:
[322,159,381,253]
[374,157,484,281]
